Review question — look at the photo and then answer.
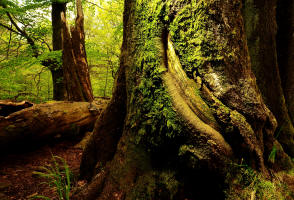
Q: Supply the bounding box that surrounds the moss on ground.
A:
[225,165,293,200]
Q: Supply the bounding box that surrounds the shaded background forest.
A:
[0,0,123,102]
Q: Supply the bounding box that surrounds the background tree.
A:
[61,0,94,101]
[84,0,123,97]
[0,0,54,101]
[47,0,67,100]
[75,0,294,199]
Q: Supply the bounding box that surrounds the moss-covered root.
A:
[168,0,283,173]
[163,35,233,170]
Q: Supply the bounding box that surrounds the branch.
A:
[40,39,52,51]
[83,0,107,11]
[3,5,39,57]
[6,12,25,36]
[0,22,20,35]
[7,23,12,58]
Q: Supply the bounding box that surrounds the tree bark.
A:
[51,2,67,100]
[0,101,103,152]
[75,0,294,199]
[61,0,94,102]
[243,0,294,156]
[276,1,294,125]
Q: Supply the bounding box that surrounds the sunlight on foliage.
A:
[0,0,123,101]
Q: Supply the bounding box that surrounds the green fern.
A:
[30,155,72,200]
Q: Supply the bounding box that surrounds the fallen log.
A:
[0,101,106,152]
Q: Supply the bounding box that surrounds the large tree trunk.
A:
[243,0,294,157]
[61,0,94,102]
[276,1,294,125]
[0,101,103,152]
[75,0,294,199]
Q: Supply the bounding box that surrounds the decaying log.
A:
[0,101,106,151]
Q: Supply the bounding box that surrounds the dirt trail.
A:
[0,139,83,200]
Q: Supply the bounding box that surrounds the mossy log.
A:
[0,101,104,151]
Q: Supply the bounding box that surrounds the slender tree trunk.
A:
[75,0,294,199]
[61,0,94,102]
[51,2,67,100]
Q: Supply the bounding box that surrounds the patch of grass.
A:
[30,155,72,200]
[268,145,277,164]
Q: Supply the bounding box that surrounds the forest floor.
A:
[0,136,85,200]
[0,97,109,200]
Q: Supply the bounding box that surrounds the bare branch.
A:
[40,39,52,51]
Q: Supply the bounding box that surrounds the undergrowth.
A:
[225,163,292,200]
[30,155,72,200]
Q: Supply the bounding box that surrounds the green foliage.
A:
[0,0,54,102]
[85,0,124,97]
[39,50,63,69]
[268,145,277,164]
[31,155,72,200]
[0,0,124,101]
[0,62,53,102]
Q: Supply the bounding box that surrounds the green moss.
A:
[178,144,206,169]
[225,165,286,200]
[126,0,184,149]
[5,125,16,132]
[127,170,179,200]
[169,0,225,78]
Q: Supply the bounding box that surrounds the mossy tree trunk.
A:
[74,0,294,199]
[61,0,94,102]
